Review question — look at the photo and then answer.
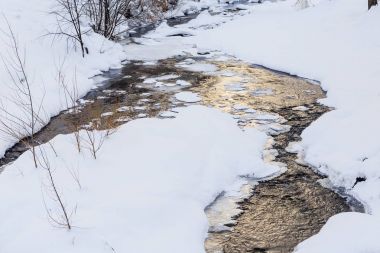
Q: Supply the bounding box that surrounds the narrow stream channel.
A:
[190,60,364,253]
[0,2,365,253]
[0,54,364,253]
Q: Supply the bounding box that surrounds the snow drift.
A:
[0,106,277,253]
[189,0,380,251]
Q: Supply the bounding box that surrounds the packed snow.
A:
[188,0,380,251]
[176,80,192,86]
[0,106,278,253]
[1,0,380,252]
[294,212,380,253]
[0,0,125,158]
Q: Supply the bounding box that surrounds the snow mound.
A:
[191,0,380,249]
[294,212,380,253]
[0,0,125,158]
[0,105,277,253]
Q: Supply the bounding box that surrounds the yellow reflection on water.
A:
[192,60,324,113]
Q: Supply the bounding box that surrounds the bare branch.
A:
[0,16,45,168]
[39,147,73,230]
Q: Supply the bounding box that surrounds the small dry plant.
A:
[83,127,105,160]
[39,147,75,230]
[0,17,46,168]
[57,65,84,153]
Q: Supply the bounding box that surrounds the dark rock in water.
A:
[353,177,366,188]
[198,50,211,55]
[167,32,194,37]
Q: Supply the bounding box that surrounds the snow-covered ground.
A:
[185,0,380,252]
[0,0,227,157]
[1,0,380,252]
[123,0,380,251]
[0,0,126,157]
[0,106,278,252]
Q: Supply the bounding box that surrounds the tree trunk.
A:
[369,0,378,9]
[104,0,110,37]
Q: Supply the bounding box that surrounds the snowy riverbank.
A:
[0,0,126,157]
[1,0,379,252]
[0,106,279,252]
[187,0,380,252]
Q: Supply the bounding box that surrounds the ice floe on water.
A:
[143,74,180,87]
[236,112,291,136]
[133,106,146,111]
[176,80,192,86]
[267,123,291,136]
[220,71,237,77]
[251,88,273,96]
[245,108,257,114]
[160,111,178,118]
[117,106,129,113]
[142,61,158,66]
[224,82,246,91]
[206,181,257,233]
[143,78,158,84]
[205,134,286,236]
[156,74,180,81]
[115,116,129,122]
[286,142,303,154]
[175,91,201,103]
[292,105,309,111]
[162,82,177,87]
[100,112,114,117]
[155,82,164,87]
[137,113,147,118]
[263,148,280,165]
[177,62,218,73]
[233,104,250,111]
[253,113,281,123]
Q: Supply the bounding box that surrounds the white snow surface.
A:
[176,80,192,86]
[176,0,380,251]
[0,0,126,157]
[179,62,219,72]
[2,0,380,251]
[0,106,277,253]
[175,91,201,103]
[294,212,380,253]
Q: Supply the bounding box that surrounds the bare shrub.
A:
[66,165,82,190]
[58,67,80,114]
[85,0,171,39]
[39,147,73,230]
[52,0,89,57]
[71,121,83,153]
[124,0,178,30]
[53,0,180,46]
[0,17,45,168]
[57,65,84,152]
[101,103,121,136]
[85,0,136,39]
[83,128,105,159]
